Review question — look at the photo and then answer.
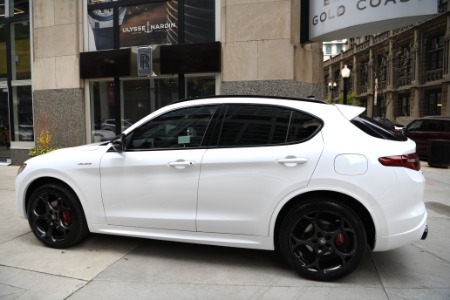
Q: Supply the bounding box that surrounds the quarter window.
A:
[127,105,218,150]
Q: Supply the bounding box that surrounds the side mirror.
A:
[111,134,126,152]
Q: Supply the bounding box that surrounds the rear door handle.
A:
[276,157,308,166]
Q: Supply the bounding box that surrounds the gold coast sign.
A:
[307,0,438,42]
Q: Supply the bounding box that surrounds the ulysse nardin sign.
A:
[308,0,438,42]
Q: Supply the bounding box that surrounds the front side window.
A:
[217,105,322,147]
[127,105,218,150]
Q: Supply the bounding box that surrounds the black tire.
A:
[27,183,89,248]
[279,200,367,281]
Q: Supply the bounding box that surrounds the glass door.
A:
[122,77,179,126]
[0,88,10,162]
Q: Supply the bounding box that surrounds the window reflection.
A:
[11,0,29,16]
[12,85,33,141]
[11,21,30,80]
[90,81,116,142]
[122,78,178,123]
[0,24,6,80]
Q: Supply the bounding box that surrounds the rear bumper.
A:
[373,211,428,251]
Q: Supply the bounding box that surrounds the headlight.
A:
[17,163,27,175]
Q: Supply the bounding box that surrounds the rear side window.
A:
[407,119,450,132]
[351,116,406,141]
[216,104,322,147]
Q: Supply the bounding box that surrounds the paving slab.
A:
[371,245,450,289]
[0,265,86,300]
[0,189,29,244]
[0,233,141,281]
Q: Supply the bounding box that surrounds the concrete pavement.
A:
[0,164,449,300]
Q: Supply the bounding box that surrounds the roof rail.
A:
[171,95,328,105]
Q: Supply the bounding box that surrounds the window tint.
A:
[442,121,450,132]
[406,120,422,131]
[217,105,321,147]
[351,116,406,141]
[127,105,217,150]
[287,111,323,143]
[407,119,450,132]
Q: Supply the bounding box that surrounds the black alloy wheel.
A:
[27,183,89,248]
[279,200,367,281]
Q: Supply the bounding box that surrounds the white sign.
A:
[137,47,152,76]
[309,0,438,42]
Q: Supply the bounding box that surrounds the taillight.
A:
[378,153,421,171]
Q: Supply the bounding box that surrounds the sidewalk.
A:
[0,164,449,300]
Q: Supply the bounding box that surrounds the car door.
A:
[196,104,324,236]
[100,105,218,231]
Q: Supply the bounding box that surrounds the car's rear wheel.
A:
[27,183,89,248]
[279,200,367,281]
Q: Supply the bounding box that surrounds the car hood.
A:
[25,143,107,165]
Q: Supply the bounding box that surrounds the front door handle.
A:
[168,160,195,169]
[276,157,308,167]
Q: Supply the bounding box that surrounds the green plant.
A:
[29,112,59,157]
[337,93,360,106]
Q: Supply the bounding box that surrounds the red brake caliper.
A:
[335,232,345,246]
[62,210,72,225]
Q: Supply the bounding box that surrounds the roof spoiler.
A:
[335,104,366,120]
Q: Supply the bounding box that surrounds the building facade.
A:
[0,0,323,165]
[322,40,347,61]
[324,1,450,124]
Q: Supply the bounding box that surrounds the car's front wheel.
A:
[279,200,367,281]
[27,183,89,248]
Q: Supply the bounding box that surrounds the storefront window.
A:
[120,2,178,48]
[12,85,32,141]
[87,2,116,51]
[90,78,179,142]
[88,0,215,50]
[0,24,6,80]
[122,78,178,125]
[11,20,30,80]
[90,81,116,142]
[0,89,9,149]
[186,76,215,98]
[9,0,29,16]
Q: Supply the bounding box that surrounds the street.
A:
[0,163,449,300]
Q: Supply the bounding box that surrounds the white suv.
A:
[16,96,428,281]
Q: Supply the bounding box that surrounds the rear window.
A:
[351,116,407,141]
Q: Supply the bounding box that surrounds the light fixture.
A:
[341,65,351,105]
[328,81,337,101]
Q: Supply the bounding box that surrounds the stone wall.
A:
[221,80,323,99]
[33,89,86,149]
